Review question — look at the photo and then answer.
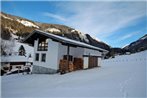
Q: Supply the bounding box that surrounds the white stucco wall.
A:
[98,58,101,66]
[57,43,67,64]
[83,57,89,69]
[33,38,103,70]
[71,47,84,58]
[84,48,101,56]
[57,44,84,65]
[33,39,59,70]
[47,39,59,70]
[59,45,84,58]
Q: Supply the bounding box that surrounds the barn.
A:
[24,30,108,74]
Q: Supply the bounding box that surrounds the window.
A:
[35,53,39,61]
[38,39,48,51]
[41,53,46,62]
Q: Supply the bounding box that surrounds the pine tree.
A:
[19,45,26,56]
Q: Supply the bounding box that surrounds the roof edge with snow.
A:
[23,29,108,52]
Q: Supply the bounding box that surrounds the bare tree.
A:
[0,38,15,56]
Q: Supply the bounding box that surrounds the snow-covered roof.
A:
[13,41,34,57]
[1,55,33,63]
[1,40,34,63]
[24,30,108,52]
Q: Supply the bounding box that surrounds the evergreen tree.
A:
[19,45,26,56]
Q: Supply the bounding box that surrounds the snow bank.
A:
[16,19,39,28]
[45,28,61,33]
[71,29,89,43]
[1,51,146,98]
[101,50,147,66]
[1,14,13,20]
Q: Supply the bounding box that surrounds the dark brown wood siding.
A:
[10,62,26,65]
[88,56,98,68]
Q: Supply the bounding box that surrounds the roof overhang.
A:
[83,55,102,58]
[23,30,109,53]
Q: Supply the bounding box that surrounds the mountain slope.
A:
[123,34,147,53]
[1,12,110,51]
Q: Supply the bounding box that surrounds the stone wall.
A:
[32,65,57,74]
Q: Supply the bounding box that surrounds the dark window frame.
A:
[35,53,39,61]
[41,53,46,62]
[38,40,48,51]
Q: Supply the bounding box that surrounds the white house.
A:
[24,30,108,74]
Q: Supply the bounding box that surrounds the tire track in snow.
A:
[120,74,134,98]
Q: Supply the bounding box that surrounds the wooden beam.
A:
[62,43,77,48]
[66,45,70,72]
[83,55,102,58]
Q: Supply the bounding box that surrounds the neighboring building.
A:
[1,41,34,72]
[24,30,108,74]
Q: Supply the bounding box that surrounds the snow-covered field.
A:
[1,51,146,98]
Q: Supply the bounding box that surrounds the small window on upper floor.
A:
[35,53,39,61]
[41,53,46,62]
[38,39,48,51]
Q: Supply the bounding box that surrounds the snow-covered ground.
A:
[1,51,146,98]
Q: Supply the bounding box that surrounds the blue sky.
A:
[1,1,147,47]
